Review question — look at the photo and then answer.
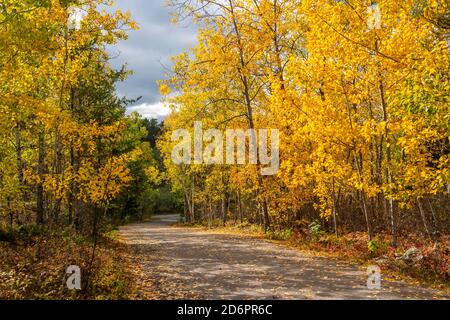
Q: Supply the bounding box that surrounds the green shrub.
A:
[278,228,293,240]
[0,224,43,244]
[0,224,14,242]
[368,237,388,255]
[267,228,294,240]
[308,220,324,239]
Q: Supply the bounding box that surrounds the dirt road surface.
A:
[119,214,445,300]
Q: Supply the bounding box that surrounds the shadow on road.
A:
[120,214,444,300]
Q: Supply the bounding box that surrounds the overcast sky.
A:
[108,0,197,120]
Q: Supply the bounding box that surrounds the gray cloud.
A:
[108,0,197,116]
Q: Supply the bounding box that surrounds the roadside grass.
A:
[174,219,450,294]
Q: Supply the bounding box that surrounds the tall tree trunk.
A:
[208,196,212,227]
[361,192,373,241]
[229,0,270,231]
[184,189,193,223]
[221,195,226,225]
[68,145,75,225]
[191,176,195,223]
[427,199,438,230]
[417,199,432,239]
[388,194,397,245]
[183,193,189,223]
[36,133,45,225]
[14,128,26,201]
[331,177,339,237]
[238,190,243,223]
[74,150,82,230]
[377,39,397,246]
[354,152,372,241]
[52,129,63,223]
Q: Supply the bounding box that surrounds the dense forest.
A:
[159,0,449,237]
[158,0,449,281]
[0,0,173,230]
[0,0,173,298]
[0,0,449,299]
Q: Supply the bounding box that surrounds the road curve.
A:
[119,214,445,300]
